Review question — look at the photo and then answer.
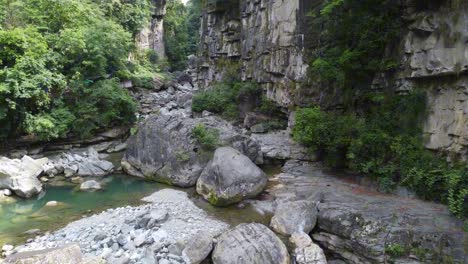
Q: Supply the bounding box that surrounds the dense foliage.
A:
[192,79,261,120]
[192,123,219,151]
[164,0,201,71]
[293,92,468,217]
[309,0,401,93]
[0,0,160,143]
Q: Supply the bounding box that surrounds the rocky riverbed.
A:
[1,72,466,264]
[7,189,229,264]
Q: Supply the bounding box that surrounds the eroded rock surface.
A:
[43,148,114,178]
[196,147,267,206]
[0,156,48,198]
[269,160,467,263]
[4,244,104,264]
[251,130,314,162]
[122,115,261,187]
[212,223,290,264]
[270,200,317,236]
[290,232,327,264]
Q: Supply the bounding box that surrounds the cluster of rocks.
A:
[5,189,320,264]
[43,148,114,179]
[130,73,195,120]
[7,189,229,263]
[0,147,114,199]
[7,126,129,160]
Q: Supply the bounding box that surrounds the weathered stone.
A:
[196,147,267,206]
[0,156,48,198]
[123,114,261,187]
[212,223,290,264]
[182,232,213,264]
[269,160,466,263]
[270,200,317,236]
[4,244,104,264]
[80,180,102,191]
[290,232,327,264]
[251,131,315,162]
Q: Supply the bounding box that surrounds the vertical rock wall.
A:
[136,0,166,59]
[194,0,308,107]
[374,1,468,159]
[194,0,467,159]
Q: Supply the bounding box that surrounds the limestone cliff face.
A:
[194,0,467,159]
[136,0,166,59]
[373,1,468,159]
[193,0,309,107]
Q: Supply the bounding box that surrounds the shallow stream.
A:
[0,168,276,246]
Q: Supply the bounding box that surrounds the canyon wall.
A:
[193,0,467,160]
[193,0,309,107]
[390,1,468,159]
[136,0,166,59]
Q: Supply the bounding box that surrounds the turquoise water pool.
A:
[0,175,158,246]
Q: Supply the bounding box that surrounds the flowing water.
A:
[0,167,278,247]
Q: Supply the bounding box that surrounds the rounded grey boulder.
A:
[270,200,318,236]
[196,147,267,206]
[122,115,261,187]
[80,180,102,191]
[212,223,290,264]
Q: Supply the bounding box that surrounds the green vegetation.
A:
[192,80,261,120]
[385,243,406,258]
[192,123,219,151]
[308,0,402,93]
[0,0,162,142]
[297,0,468,218]
[164,0,201,71]
[293,91,468,217]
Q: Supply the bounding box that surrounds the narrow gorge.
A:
[0,0,467,264]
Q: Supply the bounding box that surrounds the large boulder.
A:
[196,147,267,206]
[182,232,214,264]
[212,223,290,264]
[290,232,327,264]
[0,156,48,198]
[80,180,102,191]
[122,114,261,187]
[270,200,318,236]
[4,244,104,264]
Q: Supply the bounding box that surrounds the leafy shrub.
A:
[192,81,261,120]
[24,107,75,140]
[293,96,467,217]
[0,0,142,142]
[65,79,137,138]
[309,0,402,93]
[192,124,219,151]
[293,107,365,167]
[385,243,406,257]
